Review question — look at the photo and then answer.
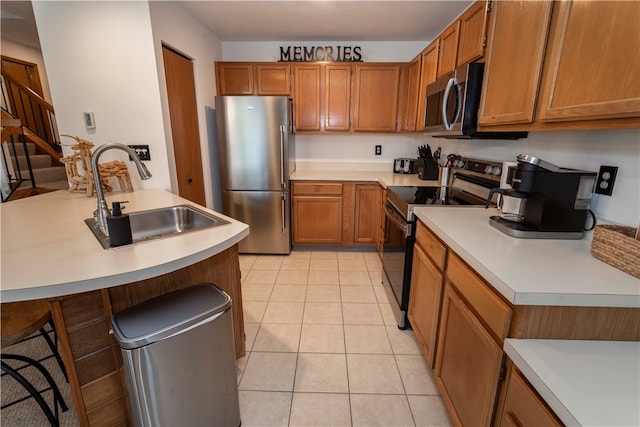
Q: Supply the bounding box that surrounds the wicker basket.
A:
[591,225,640,279]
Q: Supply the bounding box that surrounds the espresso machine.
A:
[488,154,597,239]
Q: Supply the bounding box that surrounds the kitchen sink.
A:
[85,204,230,249]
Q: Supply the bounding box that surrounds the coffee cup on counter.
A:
[485,188,528,223]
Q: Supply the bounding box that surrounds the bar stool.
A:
[1,301,69,427]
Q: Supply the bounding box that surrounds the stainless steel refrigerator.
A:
[215,96,295,254]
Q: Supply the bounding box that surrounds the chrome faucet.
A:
[91,143,152,230]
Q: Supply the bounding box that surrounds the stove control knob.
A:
[484,166,493,174]
[493,167,502,176]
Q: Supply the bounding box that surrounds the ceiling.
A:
[1,1,472,49]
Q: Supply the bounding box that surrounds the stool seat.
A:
[1,301,51,348]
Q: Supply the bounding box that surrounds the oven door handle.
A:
[384,204,410,236]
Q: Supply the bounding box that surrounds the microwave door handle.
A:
[451,79,462,127]
[442,77,456,131]
[442,77,460,131]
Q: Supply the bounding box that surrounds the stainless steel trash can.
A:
[110,284,241,427]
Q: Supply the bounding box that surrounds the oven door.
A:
[381,202,414,329]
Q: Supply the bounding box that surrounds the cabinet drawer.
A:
[446,253,512,342]
[293,182,343,196]
[415,221,447,270]
[501,368,562,426]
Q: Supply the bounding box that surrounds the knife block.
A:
[417,158,439,180]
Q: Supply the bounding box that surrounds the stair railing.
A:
[0,72,60,151]
[1,119,36,202]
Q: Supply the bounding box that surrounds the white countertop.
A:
[413,206,640,307]
[290,169,440,188]
[504,339,640,426]
[0,190,249,302]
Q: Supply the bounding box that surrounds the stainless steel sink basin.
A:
[85,204,230,249]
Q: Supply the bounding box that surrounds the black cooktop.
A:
[387,186,445,205]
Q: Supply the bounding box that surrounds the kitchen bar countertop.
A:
[0,190,249,302]
[413,206,640,307]
[504,339,640,426]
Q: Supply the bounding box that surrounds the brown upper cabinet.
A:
[478,0,640,130]
[398,57,423,132]
[436,0,489,79]
[437,21,460,78]
[292,63,352,132]
[216,62,291,96]
[414,40,440,132]
[352,64,401,132]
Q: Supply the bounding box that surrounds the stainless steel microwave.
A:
[423,63,527,139]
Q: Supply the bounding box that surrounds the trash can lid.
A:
[110,283,232,349]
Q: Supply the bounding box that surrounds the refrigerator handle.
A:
[281,195,286,234]
[279,125,286,189]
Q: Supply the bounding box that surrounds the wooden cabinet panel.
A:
[215,62,254,95]
[537,1,640,122]
[435,284,503,427]
[408,243,444,368]
[457,0,488,65]
[325,65,352,131]
[415,221,447,270]
[293,182,343,196]
[293,64,321,131]
[353,64,401,132]
[478,0,552,126]
[499,367,562,427]
[352,183,381,244]
[416,41,439,132]
[398,58,423,132]
[437,22,460,78]
[255,64,291,95]
[293,196,343,244]
[446,253,512,342]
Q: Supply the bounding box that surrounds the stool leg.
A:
[1,360,60,427]
[2,354,69,415]
[40,325,68,382]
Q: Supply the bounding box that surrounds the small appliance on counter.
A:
[393,158,418,174]
[488,154,597,239]
[416,144,439,180]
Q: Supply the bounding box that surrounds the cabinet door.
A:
[216,62,254,95]
[255,64,291,95]
[293,64,322,131]
[435,284,503,427]
[537,1,640,122]
[437,22,460,78]
[457,1,489,66]
[399,58,423,132]
[478,0,552,125]
[500,368,562,427]
[352,184,381,244]
[416,41,440,131]
[292,196,343,244]
[325,65,352,131]
[407,244,444,368]
[353,64,401,132]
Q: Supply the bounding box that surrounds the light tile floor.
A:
[236,250,453,427]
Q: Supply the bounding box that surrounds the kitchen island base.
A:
[49,245,244,427]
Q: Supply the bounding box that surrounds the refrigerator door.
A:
[216,96,291,192]
[222,190,291,254]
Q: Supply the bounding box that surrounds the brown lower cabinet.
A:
[498,363,562,427]
[292,181,380,247]
[409,219,640,426]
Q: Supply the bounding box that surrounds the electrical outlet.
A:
[594,165,618,196]
[375,145,382,155]
[127,145,151,161]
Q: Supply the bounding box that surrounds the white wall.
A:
[31,1,171,192]
[0,39,53,103]
[149,2,223,209]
